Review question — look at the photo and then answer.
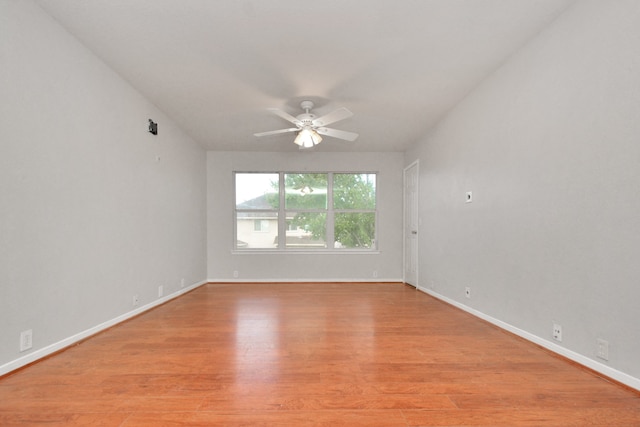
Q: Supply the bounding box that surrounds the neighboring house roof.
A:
[236,193,275,210]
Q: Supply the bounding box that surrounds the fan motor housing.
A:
[297,113,316,124]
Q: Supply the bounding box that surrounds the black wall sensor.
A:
[148,119,158,135]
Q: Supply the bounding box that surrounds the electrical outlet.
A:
[552,323,562,342]
[158,285,164,297]
[465,287,471,299]
[596,339,609,361]
[373,270,378,278]
[233,270,239,278]
[132,295,139,307]
[20,329,33,352]
[180,278,185,288]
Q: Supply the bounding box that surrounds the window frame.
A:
[233,171,378,253]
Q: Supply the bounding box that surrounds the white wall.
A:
[207,151,404,282]
[0,1,207,373]
[405,0,640,387]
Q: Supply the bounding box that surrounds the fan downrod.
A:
[300,100,314,112]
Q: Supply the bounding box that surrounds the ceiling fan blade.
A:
[254,128,299,137]
[268,108,302,126]
[316,127,359,141]
[312,107,353,127]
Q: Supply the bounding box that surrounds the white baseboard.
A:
[417,286,640,392]
[207,278,404,283]
[0,280,207,377]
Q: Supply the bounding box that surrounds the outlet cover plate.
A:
[20,329,33,352]
[596,339,609,360]
[552,323,562,342]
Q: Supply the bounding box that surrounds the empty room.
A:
[1,0,639,425]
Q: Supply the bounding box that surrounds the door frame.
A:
[403,160,419,287]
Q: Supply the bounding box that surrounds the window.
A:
[235,173,278,249]
[234,172,377,251]
[333,173,376,249]
[284,173,328,248]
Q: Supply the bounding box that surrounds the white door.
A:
[404,161,419,287]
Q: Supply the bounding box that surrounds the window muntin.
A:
[234,172,376,251]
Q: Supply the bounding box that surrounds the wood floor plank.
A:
[1,282,638,426]
[0,413,132,427]
[121,409,409,427]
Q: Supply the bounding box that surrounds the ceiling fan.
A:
[254,100,358,148]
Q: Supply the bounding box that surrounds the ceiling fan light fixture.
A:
[294,128,322,148]
[254,100,356,148]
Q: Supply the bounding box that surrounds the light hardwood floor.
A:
[1,282,639,426]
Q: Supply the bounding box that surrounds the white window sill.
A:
[231,249,381,255]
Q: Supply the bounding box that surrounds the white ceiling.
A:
[36,0,574,152]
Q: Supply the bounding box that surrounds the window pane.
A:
[333,173,376,210]
[285,212,326,248]
[284,173,327,210]
[334,213,376,249]
[237,212,278,248]
[236,173,279,209]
